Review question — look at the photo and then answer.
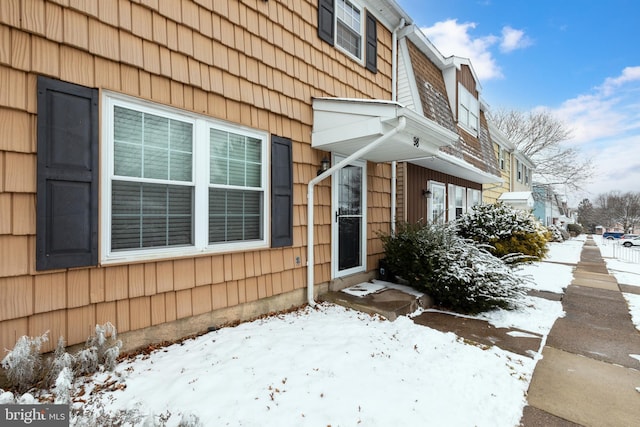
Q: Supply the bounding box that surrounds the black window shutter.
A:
[271,135,293,248]
[365,11,378,73]
[318,0,334,45]
[36,76,99,270]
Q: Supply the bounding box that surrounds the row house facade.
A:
[394,26,501,225]
[0,0,463,354]
[485,122,536,211]
[0,0,527,357]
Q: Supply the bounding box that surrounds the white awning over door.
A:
[312,98,457,162]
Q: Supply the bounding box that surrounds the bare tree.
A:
[593,191,640,232]
[489,109,594,192]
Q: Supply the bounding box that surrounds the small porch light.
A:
[318,157,330,175]
[423,188,432,199]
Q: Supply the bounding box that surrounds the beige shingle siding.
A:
[0,0,394,352]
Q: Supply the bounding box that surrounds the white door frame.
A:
[331,155,367,278]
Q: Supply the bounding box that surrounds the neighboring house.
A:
[0,0,427,354]
[483,122,514,204]
[393,26,501,225]
[484,122,535,211]
[532,184,572,227]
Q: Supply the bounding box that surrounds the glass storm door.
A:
[333,157,366,278]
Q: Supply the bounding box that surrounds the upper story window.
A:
[102,93,268,263]
[516,159,522,182]
[317,0,378,73]
[336,0,363,59]
[457,83,479,135]
[499,147,505,170]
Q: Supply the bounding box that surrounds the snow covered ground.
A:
[595,234,640,330]
[6,234,640,426]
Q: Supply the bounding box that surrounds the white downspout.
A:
[306,117,407,306]
[390,18,405,234]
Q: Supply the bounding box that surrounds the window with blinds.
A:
[209,129,263,243]
[336,0,363,59]
[112,106,194,250]
[457,83,479,135]
[103,94,268,262]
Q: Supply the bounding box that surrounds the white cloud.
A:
[420,20,532,82]
[547,68,640,202]
[552,68,640,145]
[600,66,640,95]
[500,26,533,52]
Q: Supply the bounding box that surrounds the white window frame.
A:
[427,181,446,225]
[101,92,269,264]
[467,188,481,209]
[335,0,365,63]
[516,159,522,182]
[448,184,467,221]
[499,147,505,170]
[457,83,479,135]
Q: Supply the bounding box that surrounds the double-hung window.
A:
[457,83,479,135]
[336,0,363,60]
[102,94,268,263]
[317,0,377,72]
[448,184,467,221]
[428,182,446,225]
[467,188,481,209]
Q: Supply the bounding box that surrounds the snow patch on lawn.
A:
[75,304,534,427]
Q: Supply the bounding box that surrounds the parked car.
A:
[603,231,624,239]
[622,236,640,247]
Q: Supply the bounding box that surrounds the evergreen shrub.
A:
[566,223,583,236]
[456,202,550,264]
[380,223,526,314]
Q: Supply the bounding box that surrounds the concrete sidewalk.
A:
[322,236,640,426]
[520,237,640,427]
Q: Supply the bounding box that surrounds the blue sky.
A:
[397,0,640,205]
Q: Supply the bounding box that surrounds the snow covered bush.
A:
[547,224,566,242]
[1,332,48,393]
[45,337,76,387]
[379,222,447,287]
[380,223,526,314]
[77,322,122,375]
[430,238,527,314]
[456,202,550,264]
[2,322,121,396]
[53,367,73,404]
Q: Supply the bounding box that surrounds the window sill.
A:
[457,123,479,138]
[100,241,269,266]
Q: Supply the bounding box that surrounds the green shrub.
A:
[380,223,526,314]
[547,224,565,242]
[456,202,550,264]
[566,223,583,236]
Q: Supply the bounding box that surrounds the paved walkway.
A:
[322,236,640,426]
[520,237,640,427]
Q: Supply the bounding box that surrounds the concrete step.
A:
[320,288,421,321]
